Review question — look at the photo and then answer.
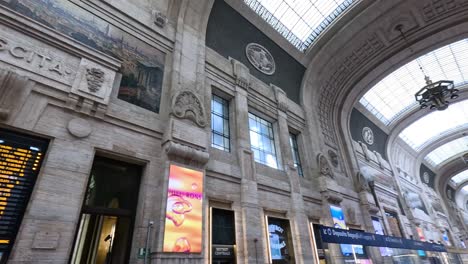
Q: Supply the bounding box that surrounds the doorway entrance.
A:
[71,156,142,264]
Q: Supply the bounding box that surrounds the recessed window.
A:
[289,133,303,177]
[248,113,278,168]
[211,95,230,152]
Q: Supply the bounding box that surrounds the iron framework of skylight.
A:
[244,0,355,52]
[451,170,468,185]
[424,136,468,167]
[399,99,468,151]
[360,38,468,125]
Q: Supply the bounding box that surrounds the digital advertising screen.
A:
[329,205,354,257]
[163,165,204,253]
[371,217,393,256]
[329,206,368,258]
[0,129,48,264]
[267,217,295,263]
[442,231,451,246]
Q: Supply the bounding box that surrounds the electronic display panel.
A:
[163,165,203,253]
[267,217,295,263]
[0,129,48,264]
[329,205,367,258]
[372,217,393,256]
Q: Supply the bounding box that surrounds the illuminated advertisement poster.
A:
[329,205,361,257]
[371,217,393,256]
[267,217,295,263]
[416,227,426,257]
[442,231,451,247]
[163,165,203,253]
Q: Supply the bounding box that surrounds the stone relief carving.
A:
[356,171,371,192]
[172,90,207,127]
[245,43,275,75]
[328,150,339,167]
[86,67,105,93]
[362,127,374,145]
[318,153,334,179]
[422,172,430,184]
[152,10,167,28]
[67,118,92,138]
[346,207,357,224]
[231,58,250,89]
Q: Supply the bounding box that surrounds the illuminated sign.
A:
[267,217,295,263]
[163,165,203,253]
[0,129,48,263]
[329,205,367,257]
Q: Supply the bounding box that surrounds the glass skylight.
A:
[451,170,468,185]
[360,38,468,125]
[244,0,355,51]
[424,136,468,167]
[399,100,468,150]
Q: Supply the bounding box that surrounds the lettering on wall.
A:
[0,34,77,85]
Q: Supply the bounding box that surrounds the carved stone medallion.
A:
[86,67,105,93]
[422,172,430,184]
[245,43,275,75]
[362,127,374,145]
[172,90,207,127]
[318,153,334,179]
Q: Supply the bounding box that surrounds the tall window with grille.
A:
[289,133,303,177]
[211,95,230,151]
[248,113,278,169]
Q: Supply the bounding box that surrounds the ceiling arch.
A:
[424,136,468,168]
[398,99,468,151]
[359,38,468,126]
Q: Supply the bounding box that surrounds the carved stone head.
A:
[317,153,333,179]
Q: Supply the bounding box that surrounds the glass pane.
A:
[212,115,224,133]
[212,99,223,115]
[244,0,356,51]
[71,214,132,264]
[360,39,468,124]
[249,118,259,133]
[212,134,224,147]
[399,100,468,150]
[262,136,272,152]
[451,170,468,185]
[84,157,141,211]
[425,136,468,167]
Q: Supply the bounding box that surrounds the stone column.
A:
[231,58,267,264]
[272,84,315,263]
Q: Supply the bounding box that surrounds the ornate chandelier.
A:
[396,25,459,111]
[414,77,458,110]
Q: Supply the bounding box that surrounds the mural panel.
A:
[0,0,165,113]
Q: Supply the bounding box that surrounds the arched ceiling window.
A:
[399,99,468,150]
[425,136,468,167]
[244,0,355,51]
[360,39,468,125]
[451,170,468,185]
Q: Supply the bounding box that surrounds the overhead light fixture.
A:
[463,152,468,165]
[396,25,458,111]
